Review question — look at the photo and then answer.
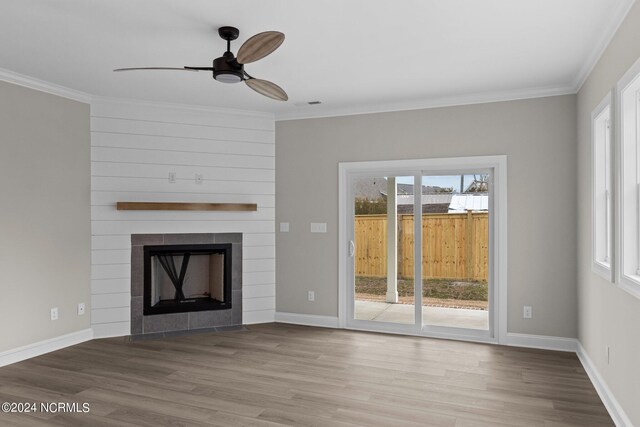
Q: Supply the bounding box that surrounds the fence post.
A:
[466,209,473,281]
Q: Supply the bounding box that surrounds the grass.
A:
[355,276,488,301]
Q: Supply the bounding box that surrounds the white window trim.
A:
[591,91,614,282]
[616,56,640,299]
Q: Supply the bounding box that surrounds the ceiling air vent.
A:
[294,101,323,107]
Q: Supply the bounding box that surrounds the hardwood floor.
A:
[0,324,612,426]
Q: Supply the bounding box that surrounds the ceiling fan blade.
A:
[245,78,288,101]
[236,31,284,64]
[113,67,200,72]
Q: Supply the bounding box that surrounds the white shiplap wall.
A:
[90,99,275,338]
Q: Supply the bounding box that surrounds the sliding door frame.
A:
[338,155,508,344]
[343,169,423,335]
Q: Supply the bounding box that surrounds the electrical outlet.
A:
[523,306,532,319]
[280,222,290,232]
[77,303,85,316]
[50,307,59,321]
[310,223,327,233]
[308,291,315,302]
[195,173,203,184]
[168,172,176,183]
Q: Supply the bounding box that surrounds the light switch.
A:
[280,222,290,232]
[310,223,327,233]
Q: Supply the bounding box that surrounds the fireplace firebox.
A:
[143,244,232,315]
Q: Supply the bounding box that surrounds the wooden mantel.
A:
[116,202,257,212]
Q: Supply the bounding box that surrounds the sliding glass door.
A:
[345,165,495,340]
[352,174,416,327]
[420,172,491,333]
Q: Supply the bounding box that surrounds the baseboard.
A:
[92,321,130,339]
[273,316,579,352]
[504,332,578,352]
[274,312,340,328]
[243,309,275,325]
[576,342,633,427]
[0,328,94,368]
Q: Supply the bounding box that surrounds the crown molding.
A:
[0,68,274,120]
[91,95,275,120]
[0,67,92,103]
[0,69,578,123]
[573,0,636,93]
[275,84,576,121]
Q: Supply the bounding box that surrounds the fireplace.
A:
[143,244,232,315]
[131,233,242,338]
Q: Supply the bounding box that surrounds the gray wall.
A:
[276,95,577,337]
[0,81,91,352]
[577,2,640,425]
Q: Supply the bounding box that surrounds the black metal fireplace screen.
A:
[143,244,232,315]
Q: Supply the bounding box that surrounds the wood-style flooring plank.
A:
[0,323,613,426]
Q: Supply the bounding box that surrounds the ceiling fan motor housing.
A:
[213,51,244,83]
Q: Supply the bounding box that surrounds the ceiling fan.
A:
[114,26,288,101]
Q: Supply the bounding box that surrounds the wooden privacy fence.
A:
[354,212,489,281]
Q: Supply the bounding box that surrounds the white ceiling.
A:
[0,0,634,119]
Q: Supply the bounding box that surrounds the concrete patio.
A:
[355,300,489,330]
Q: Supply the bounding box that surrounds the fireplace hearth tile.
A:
[131,234,164,246]
[164,327,218,338]
[188,309,233,329]
[131,246,144,297]
[127,325,248,342]
[163,233,214,245]
[214,233,243,244]
[215,325,246,333]
[129,331,165,341]
[143,312,188,333]
[232,290,243,325]
[232,243,242,290]
[131,296,143,334]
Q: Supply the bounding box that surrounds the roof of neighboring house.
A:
[394,193,488,213]
[396,194,453,206]
[397,203,451,214]
[352,177,488,212]
[396,194,454,214]
[353,177,444,199]
[448,194,489,212]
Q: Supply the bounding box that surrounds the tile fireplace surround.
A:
[130,233,242,339]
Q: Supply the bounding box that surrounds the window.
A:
[591,93,613,281]
[617,57,640,298]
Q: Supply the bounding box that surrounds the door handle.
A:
[349,240,355,257]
